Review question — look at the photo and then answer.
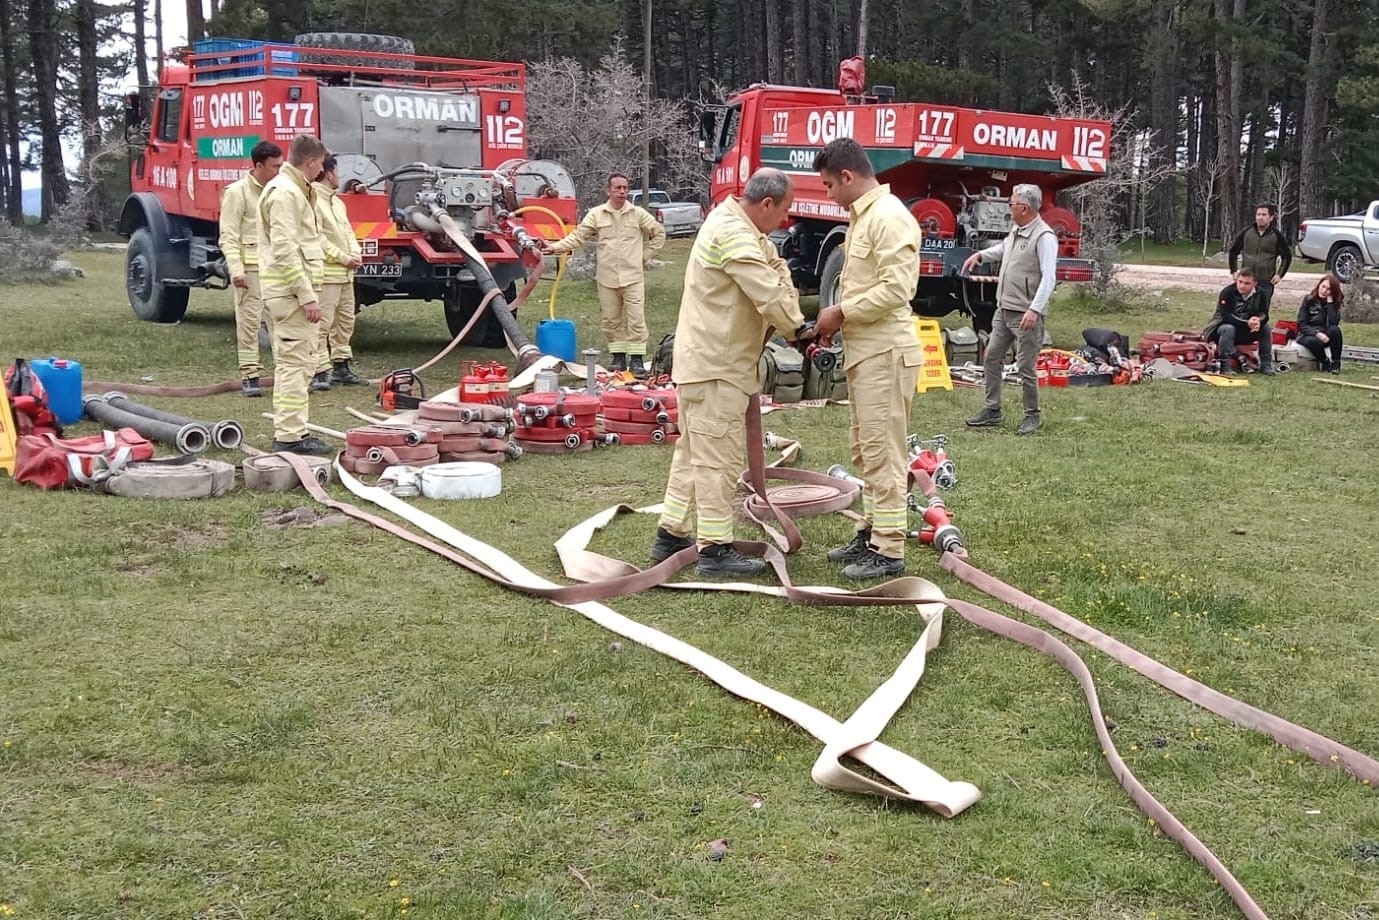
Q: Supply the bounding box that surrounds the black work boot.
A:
[309,371,332,392]
[241,376,263,398]
[842,548,905,581]
[826,529,872,562]
[1216,358,1237,376]
[650,527,695,562]
[629,354,648,376]
[965,406,1003,427]
[271,435,334,456]
[331,360,367,386]
[611,353,628,373]
[1258,358,1276,376]
[696,543,765,578]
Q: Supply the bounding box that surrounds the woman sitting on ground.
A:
[1296,273,1344,374]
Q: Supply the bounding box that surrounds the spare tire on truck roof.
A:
[293,32,416,72]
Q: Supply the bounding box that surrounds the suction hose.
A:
[102,392,243,450]
[83,394,210,454]
[425,204,542,368]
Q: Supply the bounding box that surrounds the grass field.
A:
[1117,238,1324,273]
[3,244,1378,920]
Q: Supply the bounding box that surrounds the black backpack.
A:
[651,333,675,378]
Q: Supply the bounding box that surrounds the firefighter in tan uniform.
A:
[310,154,366,391]
[258,134,332,455]
[220,140,283,398]
[811,138,923,580]
[542,173,666,374]
[649,168,806,577]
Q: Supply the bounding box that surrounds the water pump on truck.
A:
[698,59,1111,331]
[118,34,578,349]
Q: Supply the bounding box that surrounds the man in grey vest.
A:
[962,184,1057,436]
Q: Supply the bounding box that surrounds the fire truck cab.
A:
[700,71,1111,329]
[120,37,576,346]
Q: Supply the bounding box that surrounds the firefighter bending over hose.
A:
[541,173,666,375]
[649,168,808,578]
[809,137,924,581]
[258,133,333,456]
[310,154,366,391]
[219,140,283,398]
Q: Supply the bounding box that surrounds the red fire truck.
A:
[699,65,1111,329]
[119,34,576,346]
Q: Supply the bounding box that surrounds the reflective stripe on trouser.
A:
[598,280,648,355]
[329,279,356,362]
[265,296,315,442]
[847,349,920,559]
[657,379,750,547]
[314,283,349,373]
[234,273,271,378]
[983,307,1043,417]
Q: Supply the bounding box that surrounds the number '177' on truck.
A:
[699,68,1112,330]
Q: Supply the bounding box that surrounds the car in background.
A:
[1295,200,1379,283]
[630,188,705,237]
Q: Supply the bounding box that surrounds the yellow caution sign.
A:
[0,386,18,475]
[914,319,953,393]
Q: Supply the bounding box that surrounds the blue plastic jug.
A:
[535,319,577,362]
[29,356,84,426]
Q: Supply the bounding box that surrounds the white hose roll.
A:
[419,461,502,500]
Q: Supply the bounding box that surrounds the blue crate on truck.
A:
[193,38,297,79]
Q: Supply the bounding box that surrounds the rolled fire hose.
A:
[103,391,244,450]
[242,453,331,491]
[97,457,237,498]
[82,393,210,454]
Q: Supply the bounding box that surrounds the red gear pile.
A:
[599,387,680,445]
[415,399,517,464]
[341,424,442,476]
[512,391,603,454]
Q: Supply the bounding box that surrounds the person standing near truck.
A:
[258,134,332,455]
[541,173,666,375]
[963,183,1058,435]
[309,154,366,391]
[1228,203,1292,313]
[809,138,923,581]
[220,140,283,398]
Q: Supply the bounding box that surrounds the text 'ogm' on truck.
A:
[119,34,577,348]
[698,61,1112,331]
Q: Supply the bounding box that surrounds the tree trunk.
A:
[1146,1,1180,243]
[856,0,869,58]
[76,0,104,230]
[154,0,164,71]
[133,0,150,108]
[186,0,204,43]
[1299,0,1341,220]
[792,0,810,84]
[27,0,70,221]
[0,0,23,224]
[1213,0,1244,250]
[765,0,782,83]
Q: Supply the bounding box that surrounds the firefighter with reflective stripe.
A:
[810,138,923,581]
[220,140,282,398]
[310,154,366,391]
[258,133,332,455]
[649,168,805,578]
[541,172,666,374]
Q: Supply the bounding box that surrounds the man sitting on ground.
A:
[1204,268,1275,376]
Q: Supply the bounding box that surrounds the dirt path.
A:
[1117,263,1316,297]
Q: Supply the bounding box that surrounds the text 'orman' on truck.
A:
[698,58,1112,330]
[119,33,578,347]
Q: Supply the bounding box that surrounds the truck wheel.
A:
[445,282,517,349]
[1327,242,1363,284]
[126,227,189,323]
[294,32,416,70]
[818,246,845,314]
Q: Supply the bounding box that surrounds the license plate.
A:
[357,262,402,278]
[922,238,956,251]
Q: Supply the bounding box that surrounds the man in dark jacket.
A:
[1228,203,1292,311]
[1204,269,1274,375]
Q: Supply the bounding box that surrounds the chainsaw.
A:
[377,368,425,411]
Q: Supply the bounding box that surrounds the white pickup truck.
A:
[630,189,704,237]
[1295,200,1379,283]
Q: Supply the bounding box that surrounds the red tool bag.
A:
[12,428,155,490]
[1135,331,1215,371]
[4,357,62,438]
